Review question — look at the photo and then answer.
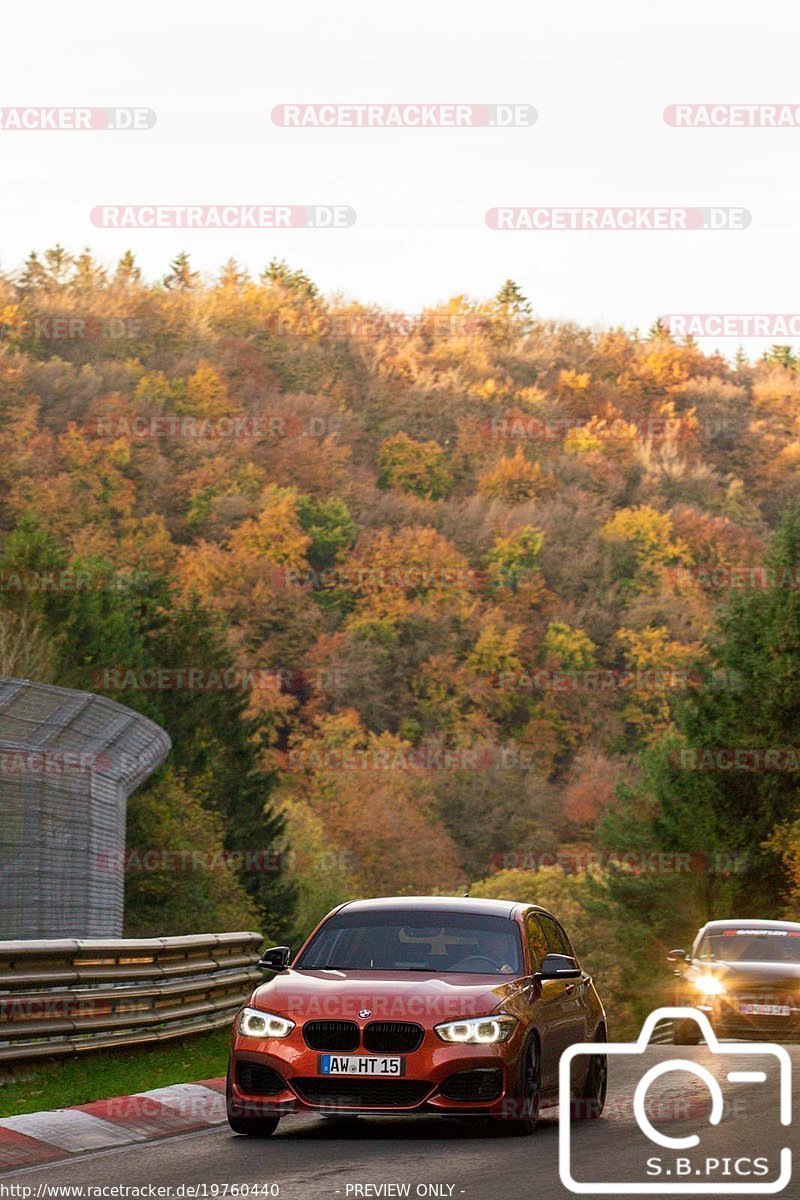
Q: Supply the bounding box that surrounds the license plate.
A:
[319,1054,405,1076]
[740,1003,792,1016]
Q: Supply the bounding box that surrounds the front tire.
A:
[228,1115,280,1137]
[226,1060,280,1137]
[505,1038,541,1136]
[572,1027,608,1120]
[673,1018,702,1046]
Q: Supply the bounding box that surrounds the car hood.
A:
[249,968,523,1023]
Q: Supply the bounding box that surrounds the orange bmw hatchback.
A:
[227,896,607,1136]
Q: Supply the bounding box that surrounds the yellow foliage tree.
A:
[343,526,475,624]
[180,362,231,418]
[229,484,311,565]
[616,626,699,741]
[377,432,452,499]
[280,710,464,895]
[477,447,553,504]
[542,622,596,670]
[602,505,692,588]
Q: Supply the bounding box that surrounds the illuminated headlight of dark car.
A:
[434,1015,518,1044]
[237,1007,295,1038]
[691,975,726,997]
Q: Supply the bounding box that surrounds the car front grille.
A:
[363,1021,424,1053]
[302,1020,360,1052]
[440,1068,503,1102]
[292,1078,431,1108]
[235,1061,287,1095]
[732,992,800,1007]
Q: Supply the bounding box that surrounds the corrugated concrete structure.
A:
[0,676,171,938]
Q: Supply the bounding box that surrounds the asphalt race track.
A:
[5,1046,799,1200]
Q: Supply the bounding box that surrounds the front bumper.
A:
[229,1030,526,1119]
[697,998,800,1041]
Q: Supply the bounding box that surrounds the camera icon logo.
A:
[559,1006,792,1194]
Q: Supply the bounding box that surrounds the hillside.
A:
[2,249,799,1028]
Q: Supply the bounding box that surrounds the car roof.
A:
[336,896,535,920]
[698,918,800,933]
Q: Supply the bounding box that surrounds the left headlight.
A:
[693,975,726,997]
[238,1007,295,1038]
[434,1015,518,1044]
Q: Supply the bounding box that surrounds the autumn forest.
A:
[2,247,799,1031]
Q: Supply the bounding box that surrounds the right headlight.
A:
[693,975,726,997]
[434,1015,518,1044]
[237,1006,295,1038]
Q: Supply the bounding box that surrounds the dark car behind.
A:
[669,918,800,1043]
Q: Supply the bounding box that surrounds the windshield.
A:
[296,910,524,975]
[698,930,800,964]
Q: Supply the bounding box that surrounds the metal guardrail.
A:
[0,932,263,1064]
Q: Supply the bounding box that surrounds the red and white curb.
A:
[0,1078,226,1172]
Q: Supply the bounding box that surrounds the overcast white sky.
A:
[3,0,800,357]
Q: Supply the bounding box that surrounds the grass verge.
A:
[0,1027,231,1117]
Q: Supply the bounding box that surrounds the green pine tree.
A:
[163,251,199,291]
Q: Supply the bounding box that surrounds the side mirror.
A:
[539,952,582,980]
[667,949,688,963]
[258,946,291,971]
